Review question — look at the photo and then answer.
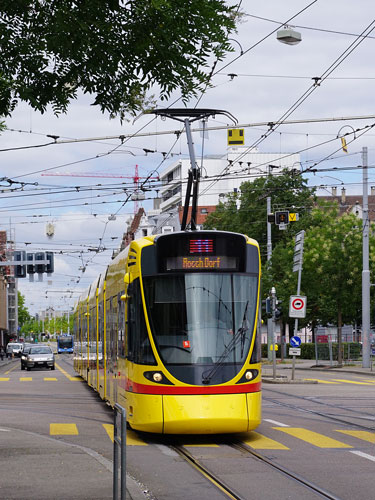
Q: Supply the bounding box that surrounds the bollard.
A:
[113,403,126,500]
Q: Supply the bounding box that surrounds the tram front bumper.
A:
[162,392,261,434]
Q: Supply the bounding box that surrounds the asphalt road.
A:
[2,357,375,499]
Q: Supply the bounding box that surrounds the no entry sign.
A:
[289,295,307,318]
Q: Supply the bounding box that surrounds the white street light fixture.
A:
[277,26,302,45]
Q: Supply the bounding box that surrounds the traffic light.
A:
[46,251,54,274]
[275,211,289,225]
[14,250,26,278]
[275,300,283,319]
[35,252,45,273]
[26,253,35,274]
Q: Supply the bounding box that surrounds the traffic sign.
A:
[289,348,301,356]
[290,336,302,347]
[289,295,306,318]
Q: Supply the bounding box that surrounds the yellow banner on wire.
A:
[341,137,348,153]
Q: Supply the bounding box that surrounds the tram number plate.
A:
[289,348,301,356]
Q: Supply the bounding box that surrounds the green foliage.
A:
[261,342,362,360]
[263,200,375,329]
[17,291,30,326]
[204,170,316,263]
[0,1,238,119]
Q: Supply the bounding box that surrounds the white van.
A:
[7,343,23,357]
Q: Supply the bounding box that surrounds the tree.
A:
[0,1,238,119]
[204,170,316,263]
[18,291,30,326]
[263,202,375,363]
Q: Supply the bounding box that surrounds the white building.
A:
[159,147,301,214]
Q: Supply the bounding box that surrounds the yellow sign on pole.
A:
[289,213,298,222]
[228,128,244,145]
[341,137,348,153]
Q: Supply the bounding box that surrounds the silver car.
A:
[26,346,55,371]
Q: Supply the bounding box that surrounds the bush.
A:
[261,342,362,360]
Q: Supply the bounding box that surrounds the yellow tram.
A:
[74,230,261,434]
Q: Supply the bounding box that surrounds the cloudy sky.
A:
[1,0,374,316]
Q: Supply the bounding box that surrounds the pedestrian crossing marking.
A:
[50,423,79,435]
[44,377,58,381]
[336,430,375,444]
[19,377,32,382]
[102,424,147,446]
[332,379,374,385]
[274,427,352,448]
[0,377,9,381]
[242,431,289,450]
[303,378,338,384]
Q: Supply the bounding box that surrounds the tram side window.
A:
[118,292,125,358]
[90,307,97,361]
[98,302,104,368]
[127,279,156,365]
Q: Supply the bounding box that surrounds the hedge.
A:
[261,342,362,360]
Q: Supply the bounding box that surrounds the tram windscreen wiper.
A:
[202,301,249,385]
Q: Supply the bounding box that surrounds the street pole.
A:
[362,146,371,368]
[271,287,277,379]
[267,196,273,361]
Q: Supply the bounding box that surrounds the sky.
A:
[1,0,375,317]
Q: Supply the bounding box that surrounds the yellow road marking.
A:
[4,364,19,375]
[303,378,338,384]
[336,430,375,444]
[274,427,352,448]
[0,377,10,381]
[102,424,147,446]
[44,377,58,381]
[55,362,82,381]
[242,431,289,450]
[332,379,374,385]
[50,423,78,435]
[19,377,32,382]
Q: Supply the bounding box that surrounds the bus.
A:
[57,334,74,354]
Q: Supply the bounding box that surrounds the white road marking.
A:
[264,419,289,427]
[350,450,375,462]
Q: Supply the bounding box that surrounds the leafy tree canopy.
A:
[18,291,30,326]
[0,1,238,119]
[204,170,316,262]
[263,201,375,330]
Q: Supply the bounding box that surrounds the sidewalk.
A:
[0,358,147,500]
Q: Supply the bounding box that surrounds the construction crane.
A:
[41,165,159,214]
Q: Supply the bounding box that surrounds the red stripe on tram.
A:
[125,380,261,395]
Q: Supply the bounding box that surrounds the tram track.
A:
[167,440,344,500]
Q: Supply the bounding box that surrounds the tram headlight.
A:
[245,370,253,381]
[153,372,163,382]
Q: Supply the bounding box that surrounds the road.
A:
[1,357,375,499]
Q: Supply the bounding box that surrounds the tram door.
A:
[106,297,118,403]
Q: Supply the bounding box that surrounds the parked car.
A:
[20,345,33,370]
[25,345,55,371]
[6,343,24,357]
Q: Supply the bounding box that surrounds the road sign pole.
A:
[292,355,296,380]
[292,231,305,369]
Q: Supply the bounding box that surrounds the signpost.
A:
[290,335,302,380]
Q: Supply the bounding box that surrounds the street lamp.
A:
[277,26,302,45]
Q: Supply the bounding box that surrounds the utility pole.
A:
[270,287,277,379]
[267,196,273,361]
[362,146,371,368]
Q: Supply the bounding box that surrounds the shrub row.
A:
[261,342,362,360]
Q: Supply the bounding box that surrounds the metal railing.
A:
[113,403,126,500]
